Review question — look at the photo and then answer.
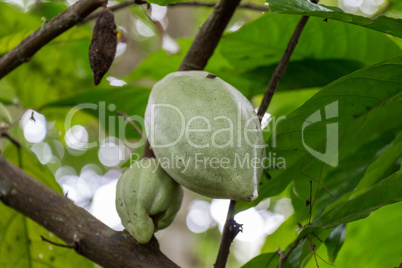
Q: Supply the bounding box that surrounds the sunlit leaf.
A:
[266,0,402,37]
[220,13,400,69]
[237,56,402,211]
[315,170,402,228]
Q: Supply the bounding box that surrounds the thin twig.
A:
[256,15,312,119]
[312,163,325,208]
[40,235,75,249]
[214,200,242,268]
[279,237,302,268]
[300,172,333,198]
[257,0,319,118]
[309,180,312,225]
[116,111,144,137]
[1,132,21,148]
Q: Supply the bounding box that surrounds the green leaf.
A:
[266,0,402,37]
[241,56,402,210]
[3,144,62,194]
[354,132,402,191]
[324,224,346,263]
[321,132,402,216]
[280,227,331,268]
[388,0,402,12]
[219,13,401,70]
[241,252,279,268]
[129,39,363,99]
[315,170,402,228]
[0,3,41,37]
[0,206,94,268]
[310,202,402,268]
[218,59,365,97]
[0,102,12,125]
[127,39,191,82]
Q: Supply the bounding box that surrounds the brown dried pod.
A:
[89,9,117,85]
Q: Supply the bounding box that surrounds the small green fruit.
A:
[116,159,183,244]
[144,71,265,202]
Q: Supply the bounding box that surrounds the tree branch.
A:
[0,0,108,79]
[0,156,178,268]
[178,0,242,71]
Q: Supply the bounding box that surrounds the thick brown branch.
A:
[178,0,242,71]
[0,0,107,79]
[0,156,178,268]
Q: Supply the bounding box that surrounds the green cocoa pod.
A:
[116,159,183,244]
[144,71,265,202]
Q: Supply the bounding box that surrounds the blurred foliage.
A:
[0,0,401,267]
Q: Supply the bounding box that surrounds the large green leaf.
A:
[0,3,41,37]
[0,147,93,267]
[238,56,402,211]
[315,170,402,228]
[306,130,402,221]
[354,132,402,192]
[266,0,402,37]
[129,39,364,99]
[219,13,401,70]
[306,202,402,268]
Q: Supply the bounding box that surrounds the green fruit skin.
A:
[115,159,183,244]
[144,71,265,202]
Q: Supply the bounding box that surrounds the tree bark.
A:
[0,156,178,268]
[0,0,108,79]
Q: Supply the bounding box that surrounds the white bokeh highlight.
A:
[20,110,47,143]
